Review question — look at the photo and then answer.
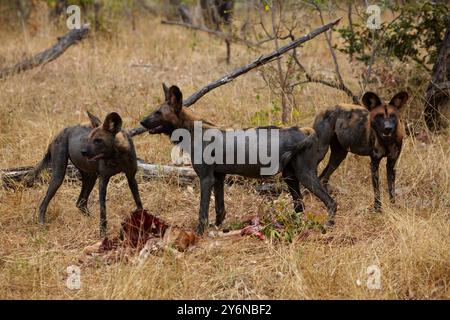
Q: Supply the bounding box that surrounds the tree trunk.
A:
[53,0,68,16]
[424,18,450,131]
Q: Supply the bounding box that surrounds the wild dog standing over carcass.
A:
[313,91,409,211]
[26,112,143,236]
[140,84,336,235]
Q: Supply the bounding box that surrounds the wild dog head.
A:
[81,112,123,161]
[362,91,408,141]
[140,84,183,136]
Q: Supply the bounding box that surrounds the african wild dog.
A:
[26,112,143,236]
[313,91,409,211]
[140,84,336,235]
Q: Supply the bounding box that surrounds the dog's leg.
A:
[76,172,97,216]
[98,176,111,237]
[319,135,347,191]
[297,170,337,227]
[126,173,143,210]
[38,143,69,225]
[282,169,304,213]
[197,174,215,235]
[386,157,397,204]
[370,157,382,212]
[214,172,226,226]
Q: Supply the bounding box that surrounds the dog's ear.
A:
[87,111,101,128]
[162,83,170,101]
[390,91,409,110]
[362,92,382,110]
[168,85,183,114]
[103,112,123,135]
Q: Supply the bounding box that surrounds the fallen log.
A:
[128,18,341,137]
[0,24,90,80]
[1,165,81,187]
[0,159,281,195]
[0,159,195,188]
[136,159,197,185]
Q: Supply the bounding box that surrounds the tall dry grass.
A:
[0,15,448,299]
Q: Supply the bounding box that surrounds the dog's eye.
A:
[93,138,103,145]
[155,111,162,116]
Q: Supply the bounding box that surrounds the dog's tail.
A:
[280,128,317,169]
[24,148,51,187]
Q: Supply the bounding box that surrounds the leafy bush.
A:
[338,1,448,69]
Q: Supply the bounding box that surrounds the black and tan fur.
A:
[140,84,336,235]
[26,112,143,236]
[313,91,409,211]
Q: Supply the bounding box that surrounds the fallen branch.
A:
[0,25,90,80]
[291,53,359,103]
[1,165,81,187]
[0,160,195,188]
[129,18,341,137]
[136,160,197,185]
[1,160,280,195]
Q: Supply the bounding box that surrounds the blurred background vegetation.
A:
[0,0,449,129]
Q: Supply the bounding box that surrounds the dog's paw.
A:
[372,205,382,213]
[325,219,335,228]
[76,203,91,217]
[196,223,207,236]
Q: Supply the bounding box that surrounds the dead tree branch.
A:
[129,17,342,137]
[1,160,196,188]
[1,160,280,195]
[0,25,90,80]
[291,52,358,103]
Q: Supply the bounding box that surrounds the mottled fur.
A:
[140,84,336,234]
[26,112,143,236]
[313,91,408,211]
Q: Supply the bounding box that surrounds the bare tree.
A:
[255,0,358,123]
[256,0,302,123]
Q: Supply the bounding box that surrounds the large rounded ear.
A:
[103,112,123,135]
[87,111,101,128]
[361,92,382,110]
[168,85,183,114]
[162,83,170,101]
[389,91,409,109]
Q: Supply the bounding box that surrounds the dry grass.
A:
[0,15,449,300]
